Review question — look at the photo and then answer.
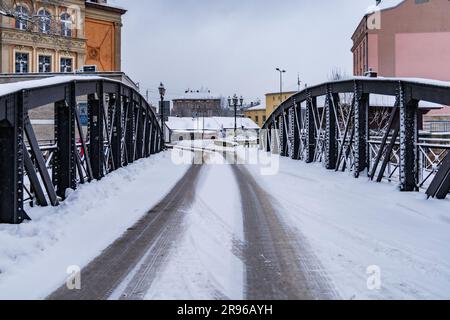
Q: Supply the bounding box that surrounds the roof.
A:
[366,0,405,14]
[166,117,260,131]
[173,90,221,101]
[85,1,127,15]
[426,106,450,116]
[245,104,266,112]
[265,91,297,96]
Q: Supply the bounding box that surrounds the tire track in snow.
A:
[47,164,203,300]
[231,164,339,300]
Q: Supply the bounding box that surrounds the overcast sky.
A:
[109,0,378,105]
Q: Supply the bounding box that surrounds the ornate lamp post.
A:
[158,82,166,148]
[228,94,244,140]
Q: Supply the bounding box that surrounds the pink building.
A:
[352,0,450,131]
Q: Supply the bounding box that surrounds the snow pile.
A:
[245,153,450,299]
[0,152,190,299]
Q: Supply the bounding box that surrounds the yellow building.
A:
[265,91,297,119]
[244,104,266,128]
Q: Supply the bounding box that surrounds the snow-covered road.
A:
[0,152,191,299]
[1,146,449,300]
[244,152,450,300]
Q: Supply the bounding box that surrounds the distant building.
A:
[172,89,223,117]
[0,0,125,73]
[165,117,259,142]
[265,91,297,119]
[244,104,266,128]
[352,0,450,132]
[351,0,450,79]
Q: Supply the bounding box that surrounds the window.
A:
[38,9,52,34]
[60,57,73,72]
[255,116,259,124]
[60,13,72,37]
[39,55,52,73]
[263,116,267,123]
[15,52,29,73]
[15,5,29,30]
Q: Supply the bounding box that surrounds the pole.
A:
[280,71,283,104]
[160,96,165,149]
[234,100,237,140]
[202,108,205,140]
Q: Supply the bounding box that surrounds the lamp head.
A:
[158,82,166,98]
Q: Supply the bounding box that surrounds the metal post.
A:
[325,89,337,170]
[0,92,29,224]
[305,94,316,163]
[354,84,369,177]
[136,102,144,160]
[292,101,302,160]
[399,84,419,191]
[54,92,77,199]
[125,96,134,165]
[88,92,104,180]
[112,91,122,169]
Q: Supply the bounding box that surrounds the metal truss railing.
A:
[262,77,450,200]
[0,77,163,224]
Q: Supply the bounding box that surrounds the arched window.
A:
[38,9,51,34]
[15,5,29,30]
[60,12,72,37]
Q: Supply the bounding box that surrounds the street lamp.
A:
[158,82,166,148]
[276,67,286,104]
[228,94,244,140]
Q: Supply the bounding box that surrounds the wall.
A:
[371,0,450,79]
[85,18,115,71]
[265,92,296,118]
[244,109,266,128]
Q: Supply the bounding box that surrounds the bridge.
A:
[0,75,449,300]
[1,75,450,225]
[0,76,163,224]
[262,77,450,200]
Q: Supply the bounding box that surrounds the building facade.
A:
[351,0,450,80]
[172,89,223,117]
[352,0,450,132]
[0,0,125,73]
[244,104,266,128]
[265,91,296,119]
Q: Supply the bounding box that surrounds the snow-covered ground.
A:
[0,152,190,300]
[144,153,244,299]
[245,152,450,300]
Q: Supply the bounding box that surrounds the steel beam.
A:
[399,85,419,192]
[112,92,123,169]
[354,89,369,178]
[291,102,301,160]
[305,95,316,163]
[88,92,105,180]
[325,89,337,170]
[125,96,135,164]
[54,96,77,200]
[24,116,58,206]
[0,92,29,224]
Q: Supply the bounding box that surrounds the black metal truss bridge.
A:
[262,77,450,200]
[0,77,163,224]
